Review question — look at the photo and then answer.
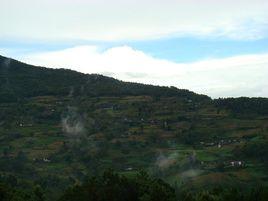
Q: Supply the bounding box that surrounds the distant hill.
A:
[0,55,209,103]
[2,54,268,114]
[215,97,268,115]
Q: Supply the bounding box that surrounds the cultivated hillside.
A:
[0,55,268,200]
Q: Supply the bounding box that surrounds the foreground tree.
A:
[58,170,175,201]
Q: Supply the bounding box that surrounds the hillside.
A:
[0,55,208,102]
[0,55,268,200]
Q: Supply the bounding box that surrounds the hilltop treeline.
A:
[0,55,208,103]
[214,97,268,115]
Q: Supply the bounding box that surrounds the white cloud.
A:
[1,0,268,41]
[16,45,268,98]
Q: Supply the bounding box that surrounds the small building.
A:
[125,167,133,171]
[228,160,245,168]
[43,158,51,163]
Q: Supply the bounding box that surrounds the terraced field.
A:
[0,55,268,199]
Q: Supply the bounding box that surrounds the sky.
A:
[1,0,268,98]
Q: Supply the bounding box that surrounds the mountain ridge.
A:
[0,55,209,102]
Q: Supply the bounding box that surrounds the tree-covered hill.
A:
[214,97,268,115]
[0,55,209,103]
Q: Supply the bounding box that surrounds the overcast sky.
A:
[1,0,268,98]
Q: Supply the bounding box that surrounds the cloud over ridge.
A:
[17,45,268,98]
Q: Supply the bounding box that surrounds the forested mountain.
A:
[0,55,268,201]
[0,55,208,103]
